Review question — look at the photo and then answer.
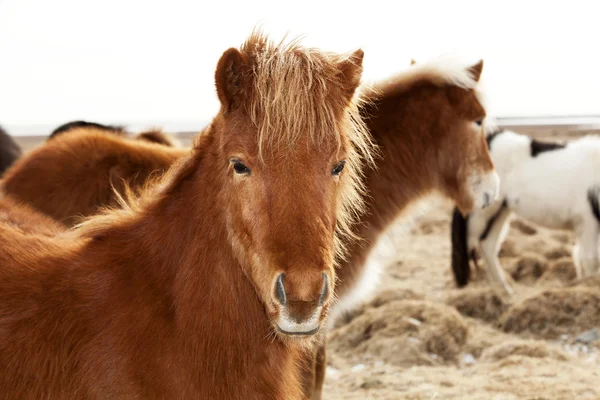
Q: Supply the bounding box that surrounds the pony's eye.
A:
[231,160,251,175]
[475,120,483,127]
[331,161,346,177]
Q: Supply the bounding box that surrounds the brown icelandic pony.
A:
[0,125,22,176]
[1,121,189,225]
[301,57,499,398]
[0,32,374,399]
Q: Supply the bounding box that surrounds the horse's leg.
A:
[479,206,514,295]
[312,342,326,400]
[573,221,599,277]
[466,201,505,282]
[470,248,484,279]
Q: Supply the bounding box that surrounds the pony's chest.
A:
[184,339,303,400]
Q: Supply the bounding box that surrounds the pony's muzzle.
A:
[472,170,500,210]
[272,272,329,336]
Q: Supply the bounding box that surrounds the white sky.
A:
[1,0,599,134]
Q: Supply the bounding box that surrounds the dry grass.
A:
[324,196,600,399]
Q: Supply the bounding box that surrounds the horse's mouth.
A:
[275,325,320,336]
[471,170,500,210]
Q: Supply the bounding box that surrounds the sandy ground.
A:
[323,196,600,400]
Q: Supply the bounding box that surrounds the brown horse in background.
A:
[338,56,497,309]
[0,125,22,176]
[301,57,498,398]
[0,31,373,399]
[1,122,189,225]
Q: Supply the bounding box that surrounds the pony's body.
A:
[0,126,21,176]
[451,130,600,294]
[2,126,188,225]
[0,32,371,399]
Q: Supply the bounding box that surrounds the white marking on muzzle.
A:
[275,308,321,335]
[470,170,500,209]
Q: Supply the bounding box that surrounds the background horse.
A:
[300,56,498,399]
[0,125,22,176]
[451,129,600,295]
[1,122,189,225]
[0,31,374,399]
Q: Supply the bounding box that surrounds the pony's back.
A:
[0,126,22,176]
[566,134,600,157]
[49,120,126,140]
[488,130,600,196]
[49,120,180,147]
[2,128,189,225]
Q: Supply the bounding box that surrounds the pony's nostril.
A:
[319,273,329,305]
[483,192,490,207]
[275,273,286,306]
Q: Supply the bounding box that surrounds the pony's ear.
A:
[337,49,365,101]
[215,47,250,112]
[467,60,484,82]
[410,59,416,65]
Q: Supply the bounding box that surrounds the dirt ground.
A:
[323,195,600,400]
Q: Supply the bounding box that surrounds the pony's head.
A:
[212,32,373,340]
[442,61,498,214]
[385,57,498,215]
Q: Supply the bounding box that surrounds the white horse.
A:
[451,129,600,294]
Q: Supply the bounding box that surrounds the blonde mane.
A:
[77,32,378,265]
[239,31,368,153]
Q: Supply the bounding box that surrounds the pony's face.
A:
[221,131,345,339]
[437,62,499,215]
[213,40,367,341]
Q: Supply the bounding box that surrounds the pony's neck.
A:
[340,92,438,281]
[360,93,437,235]
[138,134,264,334]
